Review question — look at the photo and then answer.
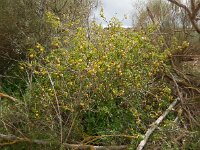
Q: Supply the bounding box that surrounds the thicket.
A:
[0,0,200,150]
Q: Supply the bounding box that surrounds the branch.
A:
[168,0,200,34]
[170,73,184,104]
[146,7,155,24]
[168,0,191,15]
[189,15,200,34]
[0,133,128,150]
[0,93,17,102]
[190,0,195,13]
[193,2,200,17]
[136,98,179,150]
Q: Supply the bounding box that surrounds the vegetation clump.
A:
[0,11,177,149]
[0,0,200,149]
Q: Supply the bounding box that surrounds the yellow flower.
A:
[68,82,73,86]
[36,43,40,49]
[116,64,120,69]
[34,71,39,74]
[20,66,24,70]
[56,63,61,67]
[118,70,123,76]
[40,47,44,52]
[35,113,39,117]
[29,54,34,58]
[182,41,189,48]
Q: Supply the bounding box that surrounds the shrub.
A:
[0,15,174,148]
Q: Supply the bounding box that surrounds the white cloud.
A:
[92,0,134,27]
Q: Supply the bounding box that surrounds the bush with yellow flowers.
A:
[1,13,176,148]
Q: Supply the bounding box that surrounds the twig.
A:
[136,98,179,150]
[47,72,63,144]
[170,73,184,104]
[0,93,17,102]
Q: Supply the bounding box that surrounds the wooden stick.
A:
[136,98,179,150]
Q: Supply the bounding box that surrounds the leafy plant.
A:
[1,13,176,148]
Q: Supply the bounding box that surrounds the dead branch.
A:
[136,98,179,150]
[170,73,184,104]
[0,92,17,102]
[0,133,128,150]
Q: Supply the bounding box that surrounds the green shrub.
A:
[0,15,174,147]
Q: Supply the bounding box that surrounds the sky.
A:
[93,0,135,27]
[92,0,188,27]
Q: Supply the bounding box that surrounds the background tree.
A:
[168,0,200,34]
[0,0,97,75]
[132,0,200,49]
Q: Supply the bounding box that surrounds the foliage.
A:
[1,3,199,149]
[0,12,176,149]
[0,0,97,74]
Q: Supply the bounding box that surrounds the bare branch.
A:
[168,0,191,16]
[191,0,196,12]
[193,2,200,17]
[146,7,155,24]
[136,98,179,150]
